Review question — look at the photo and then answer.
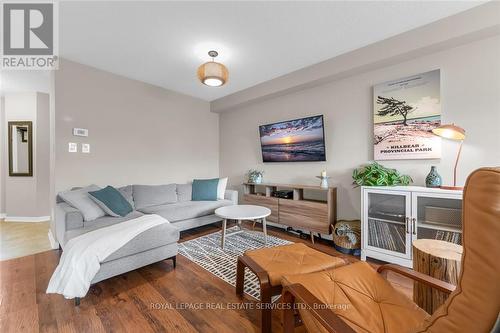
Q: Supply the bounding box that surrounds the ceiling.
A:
[0,71,51,95]
[60,1,484,101]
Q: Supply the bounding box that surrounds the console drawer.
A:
[278,199,329,233]
[242,194,279,222]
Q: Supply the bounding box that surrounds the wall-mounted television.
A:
[259,115,326,162]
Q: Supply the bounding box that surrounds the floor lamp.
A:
[432,124,466,190]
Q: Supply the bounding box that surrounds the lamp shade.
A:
[432,124,466,141]
[197,61,228,87]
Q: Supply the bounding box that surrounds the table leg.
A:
[237,219,242,230]
[262,217,267,245]
[221,219,227,249]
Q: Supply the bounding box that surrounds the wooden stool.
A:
[412,239,462,314]
[236,243,346,333]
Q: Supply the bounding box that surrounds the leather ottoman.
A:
[236,243,346,333]
[282,261,429,333]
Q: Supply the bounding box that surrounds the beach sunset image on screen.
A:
[259,115,326,162]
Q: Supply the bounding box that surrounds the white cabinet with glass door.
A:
[361,186,462,267]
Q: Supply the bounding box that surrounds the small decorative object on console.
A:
[316,174,330,188]
[425,166,442,188]
[352,162,412,187]
[247,169,264,184]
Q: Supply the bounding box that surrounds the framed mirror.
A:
[8,121,33,177]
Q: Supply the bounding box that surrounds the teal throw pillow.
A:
[89,186,133,217]
[192,178,219,201]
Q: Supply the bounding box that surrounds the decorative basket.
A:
[333,220,361,256]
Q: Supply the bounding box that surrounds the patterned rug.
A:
[179,226,292,300]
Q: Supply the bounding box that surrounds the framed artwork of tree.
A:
[373,69,441,160]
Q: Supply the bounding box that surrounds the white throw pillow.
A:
[217,177,228,200]
[58,184,106,221]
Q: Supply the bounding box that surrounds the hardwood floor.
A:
[0,221,52,261]
[0,222,413,332]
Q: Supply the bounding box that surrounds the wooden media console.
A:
[242,182,337,243]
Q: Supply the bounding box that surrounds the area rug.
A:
[179,226,292,300]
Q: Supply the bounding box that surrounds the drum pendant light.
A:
[197,50,228,87]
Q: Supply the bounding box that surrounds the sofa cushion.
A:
[58,185,106,222]
[177,183,192,202]
[133,184,177,210]
[103,221,179,263]
[282,261,429,333]
[57,202,84,230]
[63,211,179,262]
[117,185,135,209]
[65,211,145,241]
[138,200,233,222]
[89,186,133,217]
[192,178,219,201]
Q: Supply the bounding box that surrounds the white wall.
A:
[2,93,51,219]
[219,35,500,220]
[54,59,220,192]
[36,93,51,217]
[0,71,52,219]
[0,97,5,217]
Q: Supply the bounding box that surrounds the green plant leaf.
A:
[351,162,413,187]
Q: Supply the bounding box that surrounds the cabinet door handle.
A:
[412,218,417,235]
[405,217,410,234]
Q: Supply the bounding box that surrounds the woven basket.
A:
[333,220,361,256]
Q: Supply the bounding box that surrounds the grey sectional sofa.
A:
[55,183,237,303]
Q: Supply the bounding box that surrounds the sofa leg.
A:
[74,297,80,306]
[167,256,176,269]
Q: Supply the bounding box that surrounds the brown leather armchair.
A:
[282,167,500,333]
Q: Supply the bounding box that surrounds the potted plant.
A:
[352,162,412,187]
[247,169,264,184]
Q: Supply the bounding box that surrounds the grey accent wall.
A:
[54,59,219,193]
[219,35,500,220]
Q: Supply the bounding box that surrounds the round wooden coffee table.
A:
[215,205,271,249]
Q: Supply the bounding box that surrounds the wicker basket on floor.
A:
[333,220,361,256]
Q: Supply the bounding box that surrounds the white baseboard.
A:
[0,213,5,219]
[4,216,51,223]
[47,230,59,249]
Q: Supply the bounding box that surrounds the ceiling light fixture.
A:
[197,50,228,87]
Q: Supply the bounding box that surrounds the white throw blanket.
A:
[46,214,170,299]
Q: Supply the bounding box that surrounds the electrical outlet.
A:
[68,142,77,153]
[82,143,90,153]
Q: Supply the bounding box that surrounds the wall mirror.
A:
[8,121,33,177]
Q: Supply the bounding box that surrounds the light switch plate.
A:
[82,143,90,153]
[68,142,77,153]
